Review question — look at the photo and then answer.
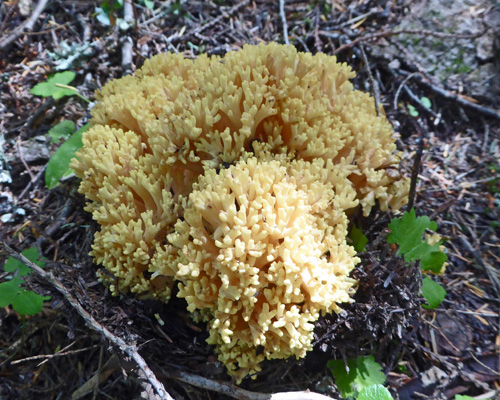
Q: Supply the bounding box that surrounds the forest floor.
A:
[0,1,499,399]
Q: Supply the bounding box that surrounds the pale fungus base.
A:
[70,43,409,381]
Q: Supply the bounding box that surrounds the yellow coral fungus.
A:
[71,43,409,381]
[168,157,358,381]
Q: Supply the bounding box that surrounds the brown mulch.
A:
[0,1,499,399]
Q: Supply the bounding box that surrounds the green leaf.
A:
[358,384,394,400]
[12,290,51,316]
[0,278,50,316]
[407,104,419,117]
[30,71,76,100]
[0,279,23,307]
[1,248,50,316]
[45,124,88,189]
[143,0,154,9]
[388,209,436,256]
[4,247,45,276]
[48,120,76,144]
[421,277,446,309]
[327,355,386,398]
[420,97,432,109]
[350,225,368,252]
[420,246,447,273]
[387,209,447,273]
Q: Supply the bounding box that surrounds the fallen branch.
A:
[164,0,249,44]
[330,27,488,55]
[407,120,425,211]
[163,369,336,400]
[397,71,500,120]
[0,242,174,400]
[279,0,289,46]
[121,0,134,75]
[0,0,51,50]
[359,44,380,116]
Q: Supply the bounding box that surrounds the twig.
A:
[11,344,99,365]
[407,121,425,211]
[458,235,500,296]
[93,346,105,400]
[390,70,439,118]
[18,165,46,200]
[313,7,321,53]
[279,0,289,46]
[0,0,51,50]
[413,74,500,120]
[359,44,380,116]
[16,138,36,182]
[164,0,249,44]
[394,72,419,111]
[331,27,488,55]
[122,0,134,75]
[163,369,334,400]
[0,242,174,400]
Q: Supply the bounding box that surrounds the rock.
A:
[476,33,495,61]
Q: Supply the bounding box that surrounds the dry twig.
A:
[163,369,334,400]
[279,0,289,46]
[0,0,51,49]
[0,242,174,400]
[414,74,500,121]
[121,0,135,74]
[359,44,380,116]
[331,27,488,55]
[165,0,249,44]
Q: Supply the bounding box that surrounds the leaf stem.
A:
[54,83,91,103]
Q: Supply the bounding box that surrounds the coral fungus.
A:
[71,43,409,381]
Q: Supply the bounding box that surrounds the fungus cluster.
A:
[71,43,409,381]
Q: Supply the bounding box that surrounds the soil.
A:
[0,1,499,399]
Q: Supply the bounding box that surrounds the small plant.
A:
[45,124,88,189]
[47,120,76,144]
[349,224,368,252]
[30,73,90,189]
[387,208,448,308]
[30,71,90,103]
[328,355,393,399]
[0,247,51,316]
[407,96,432,117]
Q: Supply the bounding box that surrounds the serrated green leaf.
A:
[4,255,31,276]
[48,120,76,144]
[30,71,76,100]
[0,280,22,307]
[327,358,357,397]
[358,384,394,400]
[387,209,446,273]
[328,356,386,398]
[350,225,368,252]
[420,97,432,109]
[356,356,386,389]
[420,246,447,273]
[45,124,88,189]
[12,290,51,316]
[421,277,446,309]
[4,247,45,276]
[387,209,436,257]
